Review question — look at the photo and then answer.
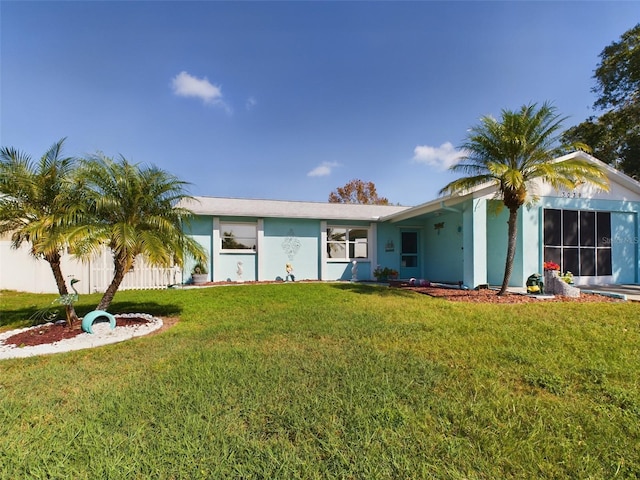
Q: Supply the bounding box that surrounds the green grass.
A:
[1,284,639,479]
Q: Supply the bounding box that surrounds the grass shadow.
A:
[1,301,182,330]
[331,282,418,298]
[100,300,182,318]
[0,306,51,328]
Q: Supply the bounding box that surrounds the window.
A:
[220,223,256,251]
[543,209,612,277]
[326,226,369,259]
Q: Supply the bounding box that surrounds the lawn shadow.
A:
[1,301,182,330]
[100,301,182,318]
[0,306,52,328]
[331,282,418,298]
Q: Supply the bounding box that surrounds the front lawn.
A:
[0,284,638,479]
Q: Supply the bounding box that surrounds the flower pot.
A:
[191,273,208,285]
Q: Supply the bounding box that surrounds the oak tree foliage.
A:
[563,23,640,178]
[328,179,389,205]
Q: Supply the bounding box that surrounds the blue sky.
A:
[1,1,639,206]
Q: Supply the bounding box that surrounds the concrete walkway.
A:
[578,284,640,302]
[506,284,640,301]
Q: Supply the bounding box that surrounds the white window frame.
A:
[326,225,370,261]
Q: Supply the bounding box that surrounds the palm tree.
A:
[74,154,206,310]
[440,103,609,295]
[0,139,81,324]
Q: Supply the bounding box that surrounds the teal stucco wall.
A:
[183,215,213,283]
[423,211,464,284]
[539,196,640,284]
[262,218,320,281]
[376,222,401,277]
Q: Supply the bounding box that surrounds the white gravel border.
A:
[0,313,163,360]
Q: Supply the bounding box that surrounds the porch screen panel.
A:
[544,209,561,246]
[597,212,612,275]
[543,208,612,277]
[597,212,611,247]
[544,247,562,266]
[580,249,596,276]
[564,248,580,275]
[563,210,578,246]
[597,248,612,275]
[580,211,595,247]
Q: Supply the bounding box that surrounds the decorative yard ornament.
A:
[237,261,244,283]
[30,278,81,325]
[285,263,295,282]
[53,278,80,307]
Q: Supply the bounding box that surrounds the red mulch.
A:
[195,279,618,304]
[399,285,619,303]
[3,316,157,348]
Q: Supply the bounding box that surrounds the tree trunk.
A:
[46,252,79,326]
[96,255,128,311]
[498,208,519,295]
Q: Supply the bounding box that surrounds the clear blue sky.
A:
[1,1,638,206]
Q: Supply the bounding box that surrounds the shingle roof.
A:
[180,196,410,221]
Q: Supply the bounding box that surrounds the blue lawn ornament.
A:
[81,310,116,334]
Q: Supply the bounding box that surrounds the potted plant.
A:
[543,261,560,272]
[373,266,399,282]
[191,262,209,285]
[559,271,574,284]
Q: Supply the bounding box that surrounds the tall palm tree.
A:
[440,103,610,295]
[0,139,81,324]
[74,154,206,310]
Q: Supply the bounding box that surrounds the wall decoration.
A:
[281,229,301,260]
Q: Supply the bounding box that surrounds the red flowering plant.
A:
[543,261,560,271]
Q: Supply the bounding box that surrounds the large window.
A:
[543,209,612,276]
[326,226,369,259]
[221,223,256,251]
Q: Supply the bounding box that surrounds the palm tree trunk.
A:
[46,252,79,326]
[96,256,128,311]
[498,208,519,295]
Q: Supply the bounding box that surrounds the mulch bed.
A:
[396,284,619,303]
[192,279,618,304]
[4,316,152,348]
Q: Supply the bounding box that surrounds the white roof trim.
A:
[384,151,640,223]
[180,196,409,221]
[179,154,640,224]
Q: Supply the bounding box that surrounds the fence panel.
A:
[90,249,182,292]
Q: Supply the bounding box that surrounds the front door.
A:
[400,231,420,279]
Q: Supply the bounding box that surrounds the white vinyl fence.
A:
[89,248,183,293]
[1,241,183,294]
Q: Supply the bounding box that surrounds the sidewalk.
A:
[578,284,640,302]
